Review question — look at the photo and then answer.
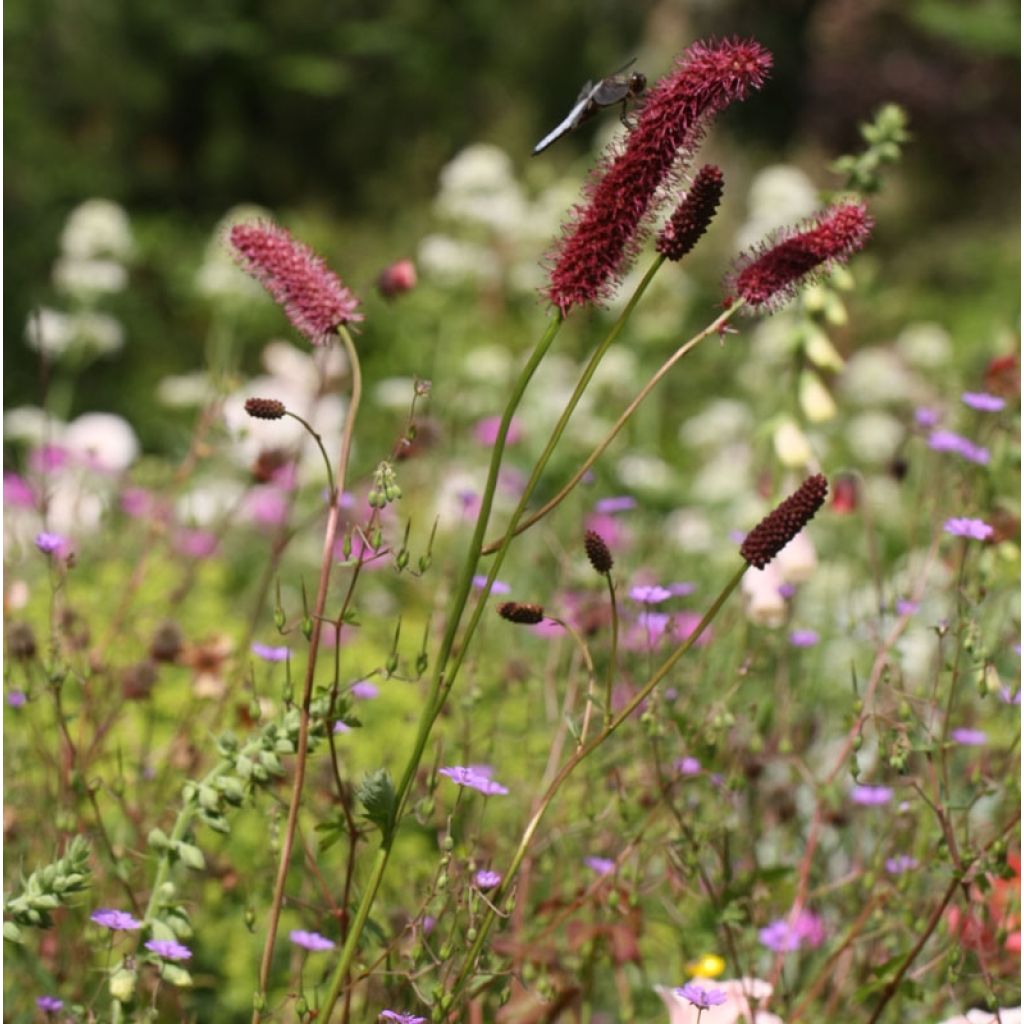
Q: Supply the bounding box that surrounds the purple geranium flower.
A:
[91,908,143,931]
[950,727,987,747]
[6,691,27,708]
[380,1013,427,1024]
[595,496,637,514]
[789,629,819,647]
[675,756,701,776]
[471,574,511,595]
[895,598,919,616]
[474,869,502,890]
[961,391,1006,412]
[676,982,728,1010]
[144,938,192,960]
[351,680,379,700]
[438,766,509,796]
[943,517,994,541]
[36,996,64,1013]
[4,472,35,508]
[914,407,940,428]
[584,856,615,876]
[251,643,289,662]
[884,854,919,875]
[35,532,66,555]
[289,930,335,952]
[928,430,989,465]
[333,720,352,733]
[851,784,893,806]
[629,584,673,605]
[759,909,824,952]
[1000,686,1022,706]
[667,581,696,596]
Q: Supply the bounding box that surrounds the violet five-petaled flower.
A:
[676,756,702,775]
[35,532,65,555]
[144,938,192,961]
[584,856,616,876]
[289,929,335,952]
[474,869,502,890]
[850,784,893,806]
[594,495,637,514]
[676,982,728,1009]
[789,628,819,648]
[884,854,919,875]
[351,680,379,699]
[928,429,990,465]
[546,38,772,314]
[758,909,824,952]
[438,766,509,796]
[943,517,994,541]
[379,1013,427,1024]
[91,908,143,931]
[472,574,511,595]
[950,727,988,747]
[36,996,64,1012]
[630,584,674,604]
[251,643,289,662]
[229,221,362,346]
[729,202,873,311]
[961,391,1006,412]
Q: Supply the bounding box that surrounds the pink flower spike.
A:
[546,38,772,314]
[729,202,873,312]
[230,221,362,346]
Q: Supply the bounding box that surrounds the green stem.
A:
[603,572,618,729]
[317,313,564,1018]
[449,562,748,1001]
[285,410,337,500]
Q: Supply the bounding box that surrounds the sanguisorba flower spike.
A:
[655,164,725,262]
[546,38,772,314]
[741,474,829,569]
[229,221,362,346]
[728,201,873,312]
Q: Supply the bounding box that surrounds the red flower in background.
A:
[946,851,1021,974]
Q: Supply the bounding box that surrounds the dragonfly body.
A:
[533,60,647,156]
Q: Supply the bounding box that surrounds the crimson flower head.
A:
[230,221,362,345]
[546,38,772,315]
[656,164,725,261]
[728,202,873,312]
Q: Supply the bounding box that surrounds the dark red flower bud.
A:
[741,475,828,569]
[831,473,859,515]
[584,530,614,574]
[376,259,417,299]
[244,397,286,421]
[656,165,724,261]
[498,602,545,625]
[728,202,872,312]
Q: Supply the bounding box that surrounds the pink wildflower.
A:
[230,222,362,345]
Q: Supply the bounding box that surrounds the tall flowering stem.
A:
[728,202,873,311]
[547,38,771,314]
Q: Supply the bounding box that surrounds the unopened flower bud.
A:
[584,530,613,574]
[740,474,828,570]
[497,602,545,625]
[244,397,286,421]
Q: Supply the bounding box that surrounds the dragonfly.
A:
[532,58,647,156]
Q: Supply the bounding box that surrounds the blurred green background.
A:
[4,0,1020,448]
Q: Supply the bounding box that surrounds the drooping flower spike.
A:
[547,38,772,314]
[230,221,362,345]
[728,201,873,312]
[656,164,725,261]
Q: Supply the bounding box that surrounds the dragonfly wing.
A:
[590,78,631,107]
[532,95,592,155]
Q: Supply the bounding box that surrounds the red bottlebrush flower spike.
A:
[229,222,363,346]
[728,202,873,312]
[741,474,828,569]
[546,38,772,315]
[498,602,545,625]
[656,164,725,261]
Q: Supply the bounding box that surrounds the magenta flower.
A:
[91,908,143,931]
[1000,687,1021,706]
[251,643,289,663]
[4,472,35,508]
[895,598,919,616]
[474,415,522,446]
[729,202,873,311]
[289,929,335,952]
[884,854,919,875]
[584,856,615,876]
[944,517,994,541]
[962,391,1006,412]
[472,574,511,595]
[789,629,819,648]
[230,221,362,346]
[675,756,701,775]
[333,720,352,734]
[35,532,66,555]
[850,784,893,806]
[630,584,673,605]
[351,680,379,700]
[951,727,987,747]
[656,164,725,262]
[474,869,502,890]
[438,766,509,796]
[676,982,728,1010]
[172,528,219,558]
[36,996,64,1013]
[375,258,417,299]
[914,407,941,428]
[595,495,637,514]
[144,938,192,961]
[7,691,27,708]
[667,581,696,597]
[759,909,824,952]
[928,429,990,465]
[380,1013,427,1024]
[546,38,771,314]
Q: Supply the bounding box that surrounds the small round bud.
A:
[244,397,286,420]
[584,530,613,574]
[497,601,544,625]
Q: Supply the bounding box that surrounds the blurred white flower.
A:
[590,347,640,397]
[25,308,124,358]
[692,445,753,502]
[176,479,246,527]
[373,377,420,411]
[157,372,216,408]
[803,326,846,372]
[680,400,754,449]
[742,561,787,627]
[60,199,134,261]
[53,257,128,297]
[417,234,501,286]
[4,406,61,446]
[935,1009,1021,1024]
[262,340,347,397]
[846,410,904,465]
[194,205,269,302]
[435,144,528,235]
[896,628,937,686]
[616,453,676,494]
[46,474,106,537]
[5,579,30,610]
[432,467,485,530]
[736,164,819,251]
[776,531,817,584]
[438,143,515,196]
[840,348,925,406]
[24,309,75,357]
[459,344,514,386]
[798,370,837,423]
[665,508,714,553]
[64,413,139,472]
[772,420,813,468]
[895,321,953,369]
